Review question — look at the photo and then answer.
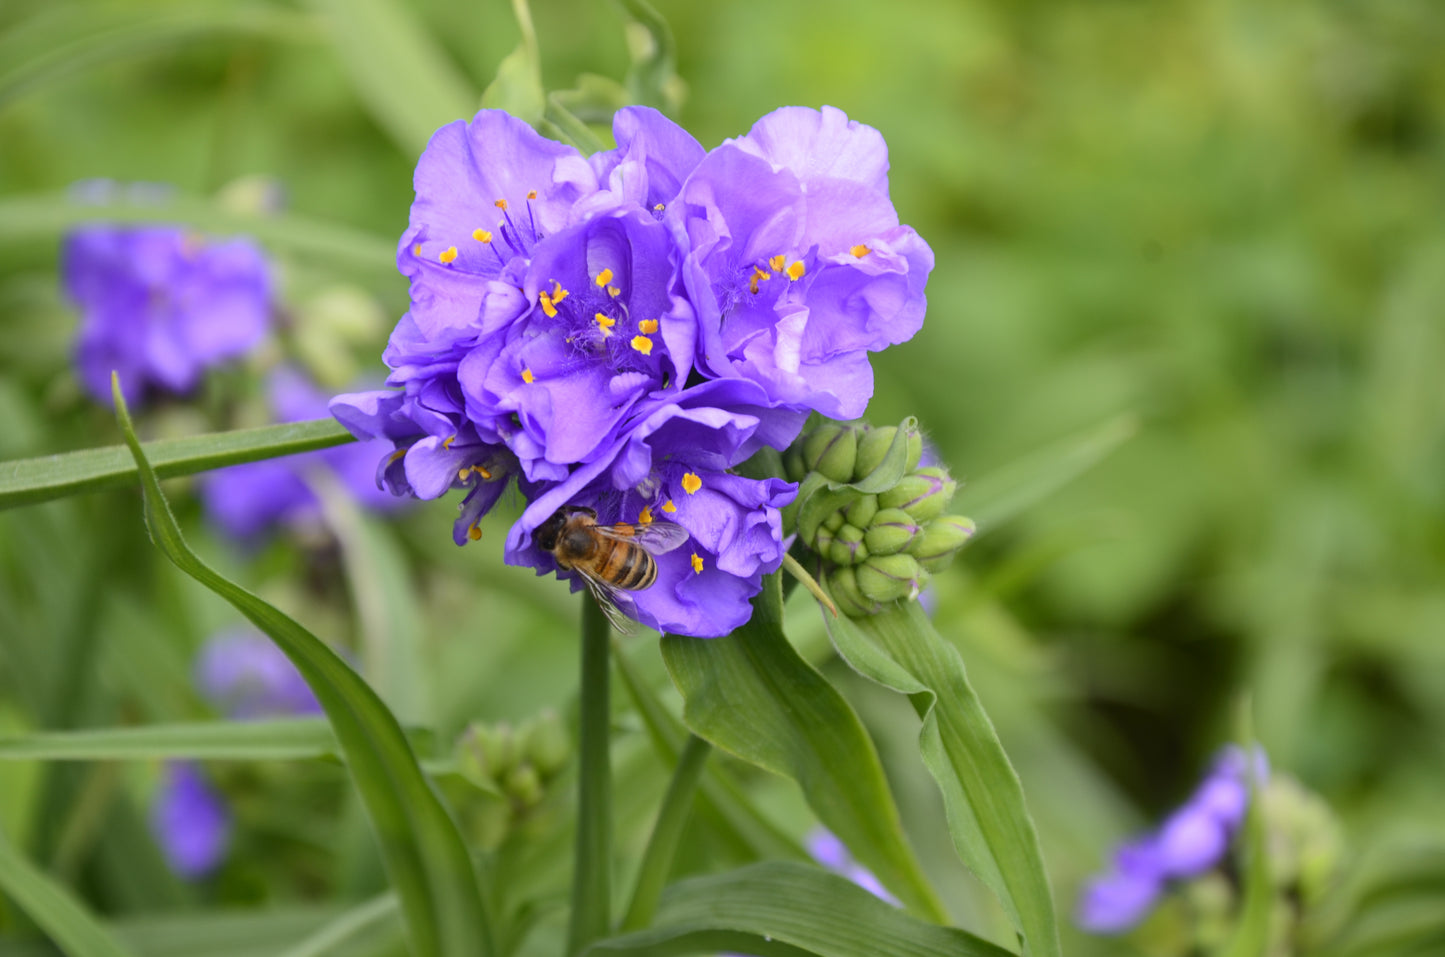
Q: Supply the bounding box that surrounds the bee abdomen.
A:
[603,541,657,590]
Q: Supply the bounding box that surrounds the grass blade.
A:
[111,379,493,957]
[0,821,139,957]
[0,719,337,762]
[0,418,352,512]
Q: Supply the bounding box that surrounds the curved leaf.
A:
[586,862,1014,957]
[0,822,138,957]
[112,383,492,957]
[660,574,947,922]
[824,603,1060,957]
[0,719,336,762]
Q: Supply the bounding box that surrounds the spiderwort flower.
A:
[806,828,899,906]
[1078,746,1269,934]
[150,761,231,879]
[64,225,272,405]
[193,627,320,719]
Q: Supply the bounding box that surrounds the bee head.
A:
[535,510,568,552]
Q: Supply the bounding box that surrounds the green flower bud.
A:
[852,423,923,481]
[828,565,879,618]
[828,524,869,566]
[856,553,926,603]
[842,494,878,529]
[801,422,859,484]
[782,446,807,484]
[822,508,846,533]
[878,467,956,523]
[520,709,570,779]
[863,508,922,556]
[813,525,836,557]
[910,515,976,572]
[502,764,544,807]
[457,722,517,788]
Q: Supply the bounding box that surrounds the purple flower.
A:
[1077,746,1269,934]
[150,761,231,879]
[64,225,271,405]
[668,106,933,419]
[193,627,320,719]
[805,828,899,906]
[202,368,404,542]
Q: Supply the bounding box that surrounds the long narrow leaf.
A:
[112,382,492,957]
[0,719,336,762]
[0,418,351,512]
[587,862,1014,957]
[825,603,1060,957]
[661,574,947,922]
[0,823,139,957]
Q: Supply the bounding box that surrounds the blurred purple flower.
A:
[150,761,231,879]
[193,627,320,719]
[805,827,899,906]
[202,367,405,542]
[1077,745,1268,934]
[63,225,271,405]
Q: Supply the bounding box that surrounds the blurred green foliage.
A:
[2,0,1445,954]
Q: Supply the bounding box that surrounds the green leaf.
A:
[277,894,402,957]
[0,719,337,762]
[0,3,314,111]
[303,0,477,156]
[615,0,683,113]
[480,0,544,125]
[0,418,352,512]
[825,603,1060,957]
[620,734,712,931]
[0,821,139,957]
[660,573,947,923]
[587,862,1014,957]
[0,193,395,272]
[957,414,1137,534]
[111,383,493,957]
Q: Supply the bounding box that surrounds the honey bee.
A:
[534,505,689,633]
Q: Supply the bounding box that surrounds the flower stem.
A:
[620,734,712,931]
[567,596,613,954]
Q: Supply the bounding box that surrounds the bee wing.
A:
[575,567,639,635]
[595,520,689,555]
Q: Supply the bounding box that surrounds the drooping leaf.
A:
[824,603,1060,957]
[586,862,1014,957]
[111,382,493,957]
[0,719,336,762]
[0,418,351,512]
[480,0,544,125]
[660,573,947,922]
[614,0,684,113]
[0,821,139,957]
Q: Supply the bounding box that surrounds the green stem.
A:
[620,735,711,931]
[567,597,613,955]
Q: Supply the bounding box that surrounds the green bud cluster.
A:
[785,420,976,617]
[456,709,570,812]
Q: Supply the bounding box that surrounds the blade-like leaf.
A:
[0,822,139,957]
[277,893,402,957]
[304,0,476,155]
[825,603,1060,957]
[0,418,352,512]
[660,574,947,922]
[111,382,493,957]
[615,0,683,113]
[0,193,394,271]
[586,862,1014,957]
[0,719,337,762]
[480,0,544,125]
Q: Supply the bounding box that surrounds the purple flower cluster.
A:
[1077,746,1269,934]
[63,225,272,406]
[331,106,932,637]
[201,367,406,542]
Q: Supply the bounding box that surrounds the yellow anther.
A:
[638,318,660,334]
[473,228,493,243]
[439,246,458,264]
[468,524,483,541]
[851,244,871,258]
[595,268,614,287]
[654,203,665,212]
[607,285,621,297]
[457,467,471,482]
[768,254,787,273]
[387,448,407,465]
[595,312,615,336]
[786,261,805,281]
[638,505,654,525]
[749,267,771,294]
[412,243,422,256]
[477,465,493,480]
[540,291,557,318]
[690,552,704,574]
[494,198,508,210]
[522,368,535,384]
[526,190,538,199]
[661,499,677,514]
[681,472,702,495]
[631,335,654,356]
[443,435,455,449]
[550,281,568,304]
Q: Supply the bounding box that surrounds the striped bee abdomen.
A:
[599,538,657,590]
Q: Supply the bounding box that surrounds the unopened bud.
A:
[502,764,544,807]
[878,467,956,523]
[863,508,922,556]
[856,554,927,603]
[842,494,878,529]
[910,515,976,572]
[813,525,836,557]
[852,423,923,481]
[801,423,859,484]
[782,446,807,483]
[829,566,878,618]
[521,709,569,778]
[458,723,517,788]
[822,508,846,534]
[829,524,869,566]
